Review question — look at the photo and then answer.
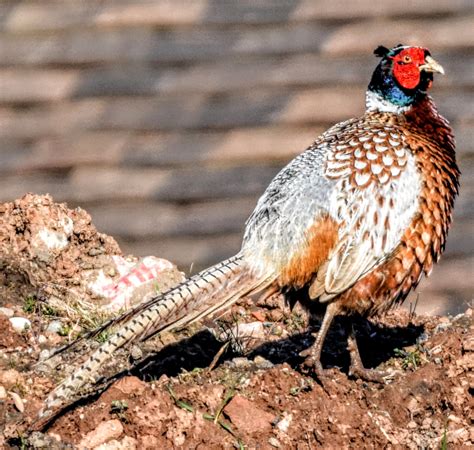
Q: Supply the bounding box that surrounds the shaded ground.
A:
[0,195,472,449]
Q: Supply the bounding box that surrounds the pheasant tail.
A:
[40,253,274,418]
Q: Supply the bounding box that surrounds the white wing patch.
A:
[312,149,421,301]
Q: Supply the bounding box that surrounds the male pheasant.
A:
[39,44,459,419]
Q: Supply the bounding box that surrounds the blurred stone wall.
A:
[0,0,472,314]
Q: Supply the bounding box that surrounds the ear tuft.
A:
[374,45,390,57]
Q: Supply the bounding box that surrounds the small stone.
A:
[224,395,275,434]
[111,376,147,396]
[230,357,252,369]
[273,326,285,338]
[0,386,7,399]
[45,331,62,346]
[407,421,417,429]
[9,391,24,413]
[0,369,23,388]
[463,336,474,352]
[95,436,138,450]
[421,417,432,429]
[47,433,61,442]
[28,432,61,448]
[39,349,51,361]
[9,317,31,332]
[46,320,63,334]
[130,345,143,361]
[105,266,117,277]
[0,307,14,318]
[251,310,266,322]
[406,397,419,414]
[434,322,451,333]
[275,412,293,433]
[234,306,247,317]
[253,355,274,369]
[234,322,266,340]
[448,414,462,424]
[267,309,285,322]
[268,437,281,448]
[78,419,124,449]
[37,335,47,345]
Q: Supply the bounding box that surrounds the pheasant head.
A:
[366,44,445,113]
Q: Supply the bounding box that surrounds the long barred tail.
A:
[40,254,274,419]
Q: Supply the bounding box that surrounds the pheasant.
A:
[39,44,459,420]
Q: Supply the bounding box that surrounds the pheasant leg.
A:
[300,301,339,377]
[347,325,392,383]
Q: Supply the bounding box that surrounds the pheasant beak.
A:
[420,55,445,75]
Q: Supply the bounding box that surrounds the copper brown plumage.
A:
[38,44,459,421]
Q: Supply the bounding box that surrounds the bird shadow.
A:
[127,314,425,382]
[30,314,424,434]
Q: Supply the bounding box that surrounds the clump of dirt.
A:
[0,193,121,292]
[0,316,26,349]
[0,195,472,448]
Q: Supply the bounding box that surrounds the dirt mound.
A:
[0,193,183,318]
[0,193,121,289]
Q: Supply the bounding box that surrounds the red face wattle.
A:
[391,47,427,90]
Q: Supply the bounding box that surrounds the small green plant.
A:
[289,377,313,396]
[96,330,111,343]
[152,281,161,294]
[178,367,204,382]
[110,400,129,423]
[12,380,26,396]
[394,346,423,370]
[58,324,73,337]
[167,385,194,412]
[19,434,28,450]
[23,295,58,316]
[23,295,37,313]
[284,311,306,333]
[440,426,448,450]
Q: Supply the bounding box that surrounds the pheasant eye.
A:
[402,55,412,63]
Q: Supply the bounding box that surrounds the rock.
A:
[268,437,281,448]
[253,355,274,369]
[234,321,266,339]
[27,432,62,449]
[95,436,137,450]
[111,376,147,396]
[46,320,63,334]
[39,349,51,360]
[229,357,252,369]
[9,391,24,413]
[267,309,285,322]
[37,334,47,344]
[463,335,474,352]
[224,395,275,434]
[275,412,292,433]
[0,307,14,318]
[130,345,143,361]
[251,310,266,321]
[9,317,31,332]
[45,331,63,346]
[0,369,23,388]
[0,386,7,399]
[78,419,124,449]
